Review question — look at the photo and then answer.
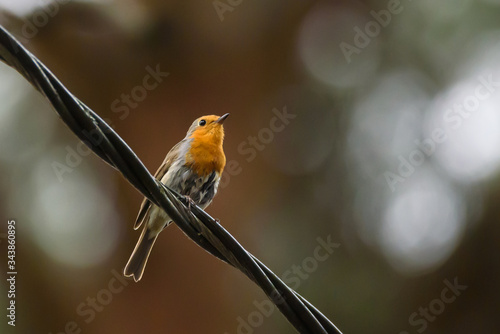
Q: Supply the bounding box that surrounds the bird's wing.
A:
[134,140,184,230]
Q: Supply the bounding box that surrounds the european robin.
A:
[124,113,229,282]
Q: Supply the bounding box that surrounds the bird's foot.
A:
[184,195,195,210]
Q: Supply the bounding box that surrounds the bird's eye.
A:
[199,119,206,126]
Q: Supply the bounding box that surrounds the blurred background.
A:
[0,0,499,333]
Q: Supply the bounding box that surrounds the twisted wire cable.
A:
[0,25,342,334]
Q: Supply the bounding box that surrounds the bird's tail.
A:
[123,226,159,282]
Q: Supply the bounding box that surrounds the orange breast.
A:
[185,136,226,176]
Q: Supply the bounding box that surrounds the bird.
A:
[124,113,229,282]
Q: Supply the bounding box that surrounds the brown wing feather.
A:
[133,140,184,230]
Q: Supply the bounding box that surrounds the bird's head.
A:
[186,113,229,147]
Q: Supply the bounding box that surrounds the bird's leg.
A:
[184,195,195,210]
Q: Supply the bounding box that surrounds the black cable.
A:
[0,25,342,334]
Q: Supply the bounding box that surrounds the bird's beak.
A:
[215,113,229,124]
